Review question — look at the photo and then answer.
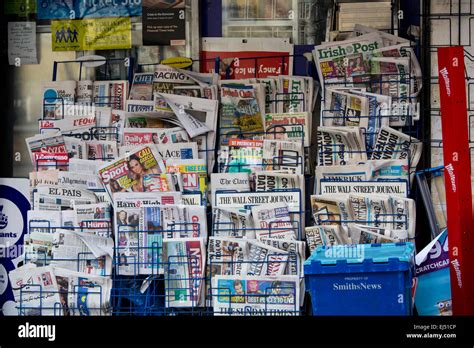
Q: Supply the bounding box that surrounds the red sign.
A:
[437,46,474,315]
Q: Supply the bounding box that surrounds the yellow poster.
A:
[51,17,132,52]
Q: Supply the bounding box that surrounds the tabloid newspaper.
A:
[316,126,367,166]
[258,238,305,277]
[277,76,314,114]
[265,112,310,147]
[251,203,296,240]
[212,275,300,316]
[207,237,249,277]
[165,159,208,200]
[312,33,384,88]
[163,237,206,307]
[348,194,392,229]
[122,127,189,146]
[305,225,351,253]
[322,88,369,128]
[349,224,400,244]
[262,139,304,174]
[73,203,112,236]
[212,207,255,239]
[97,145,165,197]
[26,132,69,170]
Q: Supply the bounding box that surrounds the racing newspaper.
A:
[251,203,296,240]
[163,237,206,307]
[370,126,422,170]
[316,126,367,166]
[113,192,183,276]
[97,145,165,198]
[265,112,310,147]
[32,185,98,211]
[262,139,304,174]
[305,225,351,253]
[212,207,255,239]
[322,88,369,128]
[8,264,62,316]
[212,275,300,316]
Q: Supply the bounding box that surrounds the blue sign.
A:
[37,0,142,20]
[0,179,31,316]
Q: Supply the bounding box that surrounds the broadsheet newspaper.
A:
[251,203,296,240]
[113,192,183,276]
[33,185,98,211]
[262,139,304,174]
[305,225,351,253]
[212,275,300,316]
[322,88,369,128]
[246,240,289,277]
[316,126,367,166]
[163,238,206,307]
[212,207,254,239]
[210,172,250,206]
[310,195,351,232]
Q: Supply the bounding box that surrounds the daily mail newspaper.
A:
[97,145,165,198]
[9,264,62,316]
[212,275,300,316]
[305,225,351,254]
[163,237,206,307]
[212,207,255,239]
[122,127,190,146]
[251,203,296,240]
[316,126,367,166]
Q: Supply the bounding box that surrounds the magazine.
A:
[163,238,206,307]
[97,145,165,197]
[212,275,300,316]
[219,84,265,144]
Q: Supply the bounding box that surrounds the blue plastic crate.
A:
[304,243,415,316]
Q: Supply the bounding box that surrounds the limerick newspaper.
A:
[212,275,300,316]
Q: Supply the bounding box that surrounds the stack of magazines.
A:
[307,25,422,251]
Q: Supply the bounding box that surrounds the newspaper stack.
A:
[307,25,422,254]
